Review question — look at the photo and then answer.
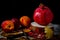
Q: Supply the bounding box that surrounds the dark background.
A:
[1,0,60,25]
[12,0,16,8]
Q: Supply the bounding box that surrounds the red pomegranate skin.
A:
[33,4,54,26]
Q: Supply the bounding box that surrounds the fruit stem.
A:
[39,3,44,8]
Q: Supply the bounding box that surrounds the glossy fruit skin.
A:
[1,20,14,33]
[33,4,54,26]
[11,18,20,30]
[20,16,31,27]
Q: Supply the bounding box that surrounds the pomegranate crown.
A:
[39,3,44,6]
[39,3,45,9]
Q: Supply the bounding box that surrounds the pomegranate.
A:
[33,3,54,26]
